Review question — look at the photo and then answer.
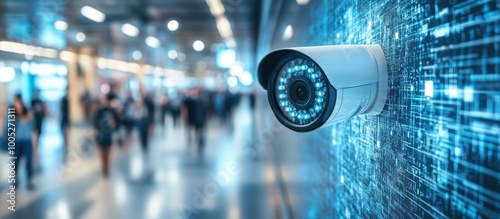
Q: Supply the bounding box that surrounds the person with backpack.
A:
[31,90,47,149]
[121,92,135,147]
[93,94,119,178]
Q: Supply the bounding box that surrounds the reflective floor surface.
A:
[0,99,282,219]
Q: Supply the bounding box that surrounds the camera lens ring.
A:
[263,51,337,132]
[288,77,314,108]
[272,54,331,127]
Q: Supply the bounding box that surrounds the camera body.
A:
[257,44,388,132]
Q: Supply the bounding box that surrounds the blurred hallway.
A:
[0,98,279,219]
[2,0,499,218]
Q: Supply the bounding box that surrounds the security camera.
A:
[257,44,388,132]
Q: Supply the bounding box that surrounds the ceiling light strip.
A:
[205,0,236,48]
[80,6,106,23]
[0,41,184,77]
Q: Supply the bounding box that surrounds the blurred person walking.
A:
[249,91,256,111]
[161,94,169,128]
[182,88,207,154]
[135,98,150,153]
[144,92,155,135]
[169,91,183,129]
[31,90,46,149]
[121,92,135,147]
[109,96,124,147]
[6,94,36,190]
[60,88,70,149]
[93,94,119,178]
[213,90,227,124]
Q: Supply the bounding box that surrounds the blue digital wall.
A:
[257,0,500,218]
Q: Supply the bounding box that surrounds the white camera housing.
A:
[257,44,388,132]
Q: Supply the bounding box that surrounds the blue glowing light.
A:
[274,57,328,125]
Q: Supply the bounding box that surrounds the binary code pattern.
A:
[306,0,500,218]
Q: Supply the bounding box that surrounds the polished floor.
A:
[0,99,282,219]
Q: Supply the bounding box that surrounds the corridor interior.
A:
[0,98,281,219]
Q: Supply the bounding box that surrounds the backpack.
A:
[124,103,135,121]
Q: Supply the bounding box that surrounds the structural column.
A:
[65,46,84,124]
[79,46,97,96]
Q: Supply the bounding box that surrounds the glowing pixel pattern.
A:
[295,0,500,218]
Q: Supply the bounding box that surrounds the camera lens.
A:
[290,80,312,106]
[296,86,307,100]
[273,57,329,126]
